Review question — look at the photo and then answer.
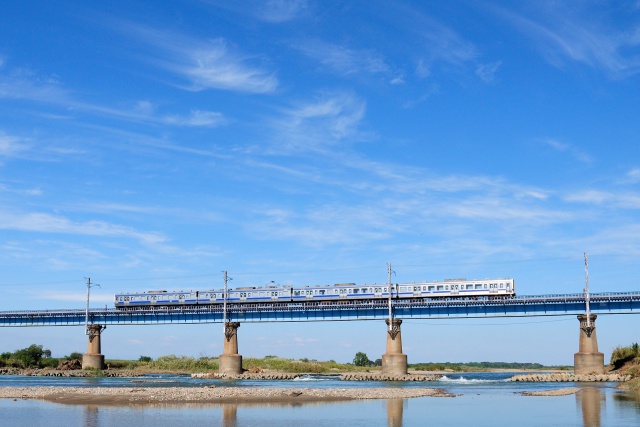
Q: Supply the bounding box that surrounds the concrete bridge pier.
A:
[574,314,604,375]
[382,319,408,376]
[82,324,106,370]
[219,322,243,375]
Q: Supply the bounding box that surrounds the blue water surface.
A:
[1,373,638,426]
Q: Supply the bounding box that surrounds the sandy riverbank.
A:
[0,386,455,405]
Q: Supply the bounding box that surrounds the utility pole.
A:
[84,277,100,335]
[584,252,591,328]
[387,263,394,332]
[222,271,229,333]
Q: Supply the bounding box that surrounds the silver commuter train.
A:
[114,278,515,308]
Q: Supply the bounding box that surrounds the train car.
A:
[227,286,292,303]
[114,290,199,308]
[114,278,515,309]
[394,278,515,299]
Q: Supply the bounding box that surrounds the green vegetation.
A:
[353,352,372,367]
[142,355,219,372]
[610,342,640,371]
[409,361,572,372]
[609,342,640,390]
[243,356,364,373]
[0,344,81,369]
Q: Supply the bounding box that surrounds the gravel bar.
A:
[0,386,455,405]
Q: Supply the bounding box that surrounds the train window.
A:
[384,287,387,292]
[428,286,435,291]
[353,289,359,294]
[500,283,504,288]
[446,285,449,290]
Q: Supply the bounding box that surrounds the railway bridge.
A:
[1,291,639,375]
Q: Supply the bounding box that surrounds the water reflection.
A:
[577,388,605,427]
[75,399,407,426]
[62,388,640,427]
[386,399,403,427]
[613,388,640,416]
[84,405,99,427]
[222,404,237,427]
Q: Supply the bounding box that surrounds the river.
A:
[1,373,639,426]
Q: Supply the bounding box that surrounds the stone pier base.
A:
[382,319,408,376]
[574,314,604,375]
[82,324,106,370]
[219,322,243,375]
[219,354,243,375]
[82,354,105,370]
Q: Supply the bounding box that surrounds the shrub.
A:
[353,352,371,367]
[67,352,83,361]
[610,345,638,370]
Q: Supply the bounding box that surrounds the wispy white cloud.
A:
[203,0,309,23]
[123,24,279,93]
[539,138,592,164]
[293,39,391,77]
[411,13,478,67]
[182,39,279,93]
[161,110,227,127]
[32,290,113,304]
[269,92,368,153]
[0,62,228,129]
[0,132,30,158]
[492,3,640,77]
[0,211,166,245]
[475,61,502,83]
[624,168,640,184]
[0,66,68,103]
[259,0,309,22]
[565,190,640,209]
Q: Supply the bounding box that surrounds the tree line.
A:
[0,344,82,369]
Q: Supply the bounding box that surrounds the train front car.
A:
[395,278,515,300]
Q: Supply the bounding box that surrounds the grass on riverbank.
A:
[101,355,572,374]
[106,355,375,374]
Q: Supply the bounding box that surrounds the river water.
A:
[1,373,639,426]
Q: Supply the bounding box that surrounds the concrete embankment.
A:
[192,372,442,381]
[192,372,301,380]
[510,373,631,382]
[340,373,442,381]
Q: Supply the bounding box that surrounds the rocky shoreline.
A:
[0,368,140,377]
[510,373,631,382]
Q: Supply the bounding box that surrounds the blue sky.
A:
[1,1,639,365]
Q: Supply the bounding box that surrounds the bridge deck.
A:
[1,292,639,326]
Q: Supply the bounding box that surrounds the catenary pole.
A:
[584,252,591,328]
[222,271,227,333]
[387,263,393,332]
